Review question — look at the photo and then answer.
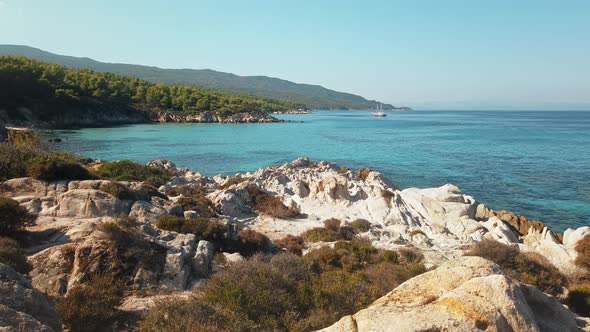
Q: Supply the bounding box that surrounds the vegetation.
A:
[55,273,125,332]
[100,181,135,200]
[156,215,226,242]
[0,196,36,236]
[27,153,92,181]
[275,235,305,255]
[0,236,31,274]
[0,55,295,123]
[98,160,172,182]
[575,236,590,273]
[0,45,396,110]
[348,219,371,233]
[302,219,356,243]
[138,297,255,332]
[247,184,299,218]
[0,143,39,181]
[140,239,425,331]
[166,185,216,217]
[466,240,567,295]
[566,284,590,317]
[219,175,248,190]
[357,168,371,181]
[229,229,271,257]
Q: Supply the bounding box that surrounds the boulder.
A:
[319,257,589,332]
[192,240,215,277]
[53,189,131,218]
[0,264,61,331]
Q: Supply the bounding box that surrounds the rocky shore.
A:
[152,110,282,123]
[1,157,589,331]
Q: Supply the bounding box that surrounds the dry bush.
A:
[349,219,371,233]
[0,143,40,181]
[275,235,305,255]
[575,236,590,272]
[0,236,31,274]
[338,166,350,174]
[0,196,36,236]
[365,262,426,295]
[166,185,216,218]
[566,284,590,317]
[138,296,255,332]
[467,240,567,295]
[56,273,125,332]
[398,247,425,265]
[357,168,371,181]
[226,229,271,257]
[302,227,338,243]
[219,175,248,190]
[324,218,341,232]
[247,185,299,218]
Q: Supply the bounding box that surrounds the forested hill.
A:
[0,45,399,110]
[0,56,294,128]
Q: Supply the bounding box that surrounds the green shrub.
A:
[349,219,371,233]
[247,185,299,218]
[0,196,36,236]
[27,153,93,181]
[275,235,305,255]
[467,240,567,295]
[301,219,356,243]
[156,215,226,242]
[219,175,248,190]
[0,236,31,274]
[55,273,125,332]
[378,250,399,264]
[566,284,590,317]
[138,296,255,332]
[98,160,172,182]
[0,143,40,181]
[143,176,165,188]
[310,269,378,314]
[100,181,135,200]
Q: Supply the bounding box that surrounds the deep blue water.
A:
[52,110,590,231]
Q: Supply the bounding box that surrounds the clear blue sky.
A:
[1,0,589,110]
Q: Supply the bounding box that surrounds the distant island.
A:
[0,45,409,111]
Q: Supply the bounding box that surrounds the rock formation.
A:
[320,257,590,332]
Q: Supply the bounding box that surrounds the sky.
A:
[0,0,589,110]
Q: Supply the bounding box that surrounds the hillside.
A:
[0,56,289,128]
[0,45,400,110]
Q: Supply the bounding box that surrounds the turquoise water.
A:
[52,110,590,231]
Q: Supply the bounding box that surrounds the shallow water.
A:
[52,110,590,231]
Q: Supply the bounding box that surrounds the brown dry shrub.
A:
[0,196,36,236]
[219,175,248,190]
[56,273,125,332]
[0,236,31,274]
[357,168,371,181]
[575,236,590,272]
[247,185,299,218]
[467,240,567,295]
[166,185,216,218]
[275,235,305,255]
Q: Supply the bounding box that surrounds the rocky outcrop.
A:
[320,257,590,332]
[152,110,281,123]
[0,264,61,331]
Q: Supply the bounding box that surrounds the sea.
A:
[51,110,590,232]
